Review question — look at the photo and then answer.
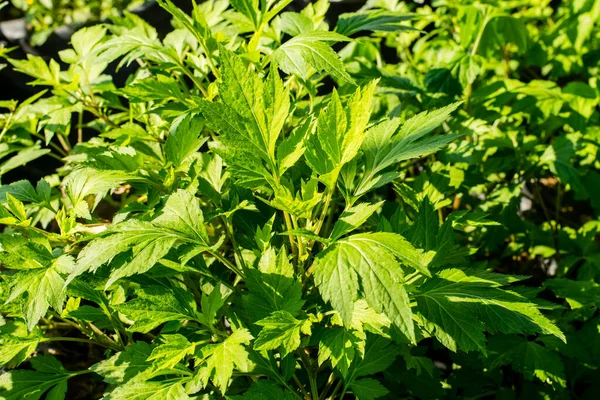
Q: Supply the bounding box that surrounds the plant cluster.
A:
[0,0,599,399]
[9,0,146,45]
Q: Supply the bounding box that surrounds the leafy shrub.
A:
[0,0,599,399]
[9,0,146,45]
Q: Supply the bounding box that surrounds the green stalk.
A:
[41,336,117,350]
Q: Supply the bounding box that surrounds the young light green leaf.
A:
[276,118,311,176]
[115,286,201,333]
[356,103,462,196]
[305,81,377,187]
[229,0,259,27]
[147,334,197,371]
[272,31,353,83]
[199,50,289,186]
[254,311,312,356]
[164,113,207,167]
[329,201,384,241]
[313,232,422,343]
[6,255,75,331]
[194,329,254,394]
[0,321,42,368]
[90,342,154,385]
[63,168,130,219]
[243,247,304,321]
[336,11,414,36]
[318,327,365,377]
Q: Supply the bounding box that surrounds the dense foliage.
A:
[0,0,599,398]
[9,0,146,45]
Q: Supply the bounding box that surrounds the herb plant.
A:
[9,0,146,46]
[0,0,598,399]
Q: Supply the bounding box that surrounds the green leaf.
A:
[349,378,389,400]
[200,283,232,327]
[318,327,365,376]
[243,247,304,321]
[0,146,51,178]
[72,220,178,288]
[147,334,197,371]
[6,255,75,331]
[90,342,153,384]
[152,189,210,245]
[488,335,566,388]
[194,329,254,394]
[254,311,312,356]
[71,189,210,287]
[544,278,600,310]
[272,31,353,83]
[9,55,61,86]
[164,113,207,167]
[63,168,130,219]
[352,335,400,378]
[106,379,190,400]
[278,12,314,36]
[416,268,565,353]
[119,75,186,103]
[305,81,377,187]
[0,355,71,400]
[39,107,71,145]
[313,232,425,342]
[115,286,201,333]
[229,0,259,27]
[0,179,52,205]
[356,103,461,196]
[199,50,289,186]
[335,11,414,36]
[329,201,384,241]
[0,321,42,368]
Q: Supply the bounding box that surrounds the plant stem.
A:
[198,38,220,81]
[283,210,298,258]
[470,14,490,57]
[41,336,114,349]
[221,215,247,272]
[298,350,319,400]
[248,21,267,53]
[0,111,14,142]
[293,374,311,400]
[209,249,245,278]
[319,372,336,400]
[30,132,68,157]
[77,111,83,143]
[303,185,337,281]
[327,379,343,399]
[56,134,72,153]
[465,13,491,110]
[177,61,209,97]
[87,321,124,350]
[292,215,306,268]
[314,188,335,238]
